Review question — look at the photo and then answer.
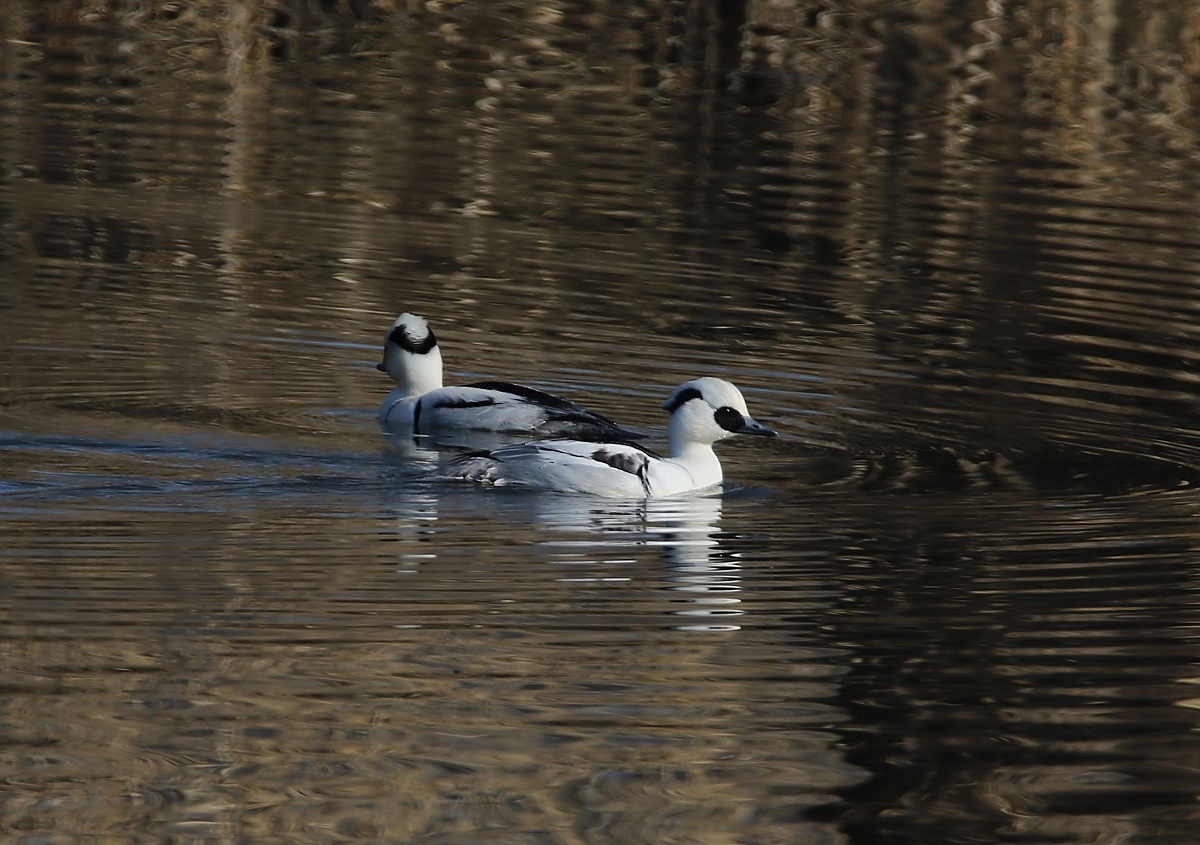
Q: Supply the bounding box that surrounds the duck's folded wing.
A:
[448,439,662,495]
[493,440,656,464]
[467,381,643,440]
[504,441,657,493]
[417,385,534,432]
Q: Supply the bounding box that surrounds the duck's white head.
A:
[376,312,444,396]
[662,377,776,452]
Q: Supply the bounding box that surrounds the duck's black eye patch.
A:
[663,386,703,413]
[389,325,437,354]
[714,406,745,432]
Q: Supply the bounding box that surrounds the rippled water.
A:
[4,3,1200,843]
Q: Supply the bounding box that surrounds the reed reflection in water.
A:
[3,1,1200,844]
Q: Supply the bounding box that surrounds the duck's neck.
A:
[667,428,723,487]
[394,349,444,397]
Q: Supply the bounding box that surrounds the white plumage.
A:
[449,377,776,498]
[376,313,639,440]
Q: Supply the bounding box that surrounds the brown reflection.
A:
[3,1,1200,461]
[6,3,1200,844]
[811,490,1200,845]
[0,494,855,842]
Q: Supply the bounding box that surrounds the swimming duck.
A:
[377,313,639,440]
[448,377,776,497]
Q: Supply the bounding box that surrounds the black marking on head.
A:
[714,406,746,433]
[389,324,437,355]
[663,386,703,414]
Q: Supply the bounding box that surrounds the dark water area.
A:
[4,2,1200,843]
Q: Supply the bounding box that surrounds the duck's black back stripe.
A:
[437,396,498,409]
[413,397,424,434]
[467,381,586,413]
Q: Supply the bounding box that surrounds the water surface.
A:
[4,3,1200,843]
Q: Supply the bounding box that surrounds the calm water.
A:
[4,3,1200,843]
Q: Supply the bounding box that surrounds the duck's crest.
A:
[388,313,437,355]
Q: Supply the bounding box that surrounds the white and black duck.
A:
[448,377,776,497]
[376,313,639,440]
